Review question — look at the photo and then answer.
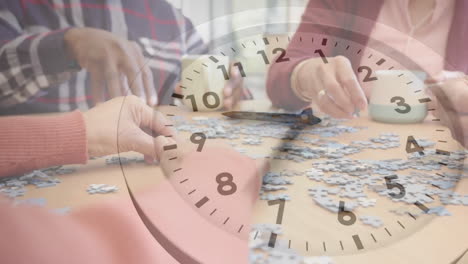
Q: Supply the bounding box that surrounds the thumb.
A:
[130,129,174,161]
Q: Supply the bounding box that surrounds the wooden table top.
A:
[15,100,468,264]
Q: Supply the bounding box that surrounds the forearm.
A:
[0,23,79,107]
[266,56,312,111]
[0,111,88,177]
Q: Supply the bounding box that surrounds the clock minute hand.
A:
[222,111,297,122]
[222,108,321,125]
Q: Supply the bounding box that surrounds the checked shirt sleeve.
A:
[183,16,208,55]
[0,5,79,108]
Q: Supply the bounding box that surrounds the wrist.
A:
[64,28,82,62]
[62,27,83,70]
[33,28,81,74]
[82,111,95,157]
[64,28,77,57]
[291,59,313,103]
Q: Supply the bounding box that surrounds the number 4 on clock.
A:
[406,136,424,155]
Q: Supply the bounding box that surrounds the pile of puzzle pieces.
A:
[0,162,127,199]
[172,114,468,263]
[0,169,67,198]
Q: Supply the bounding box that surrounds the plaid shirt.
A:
[0,0,206,114]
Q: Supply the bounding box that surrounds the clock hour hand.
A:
[222,108,321,125]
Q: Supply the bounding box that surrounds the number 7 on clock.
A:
[267,199,286,248]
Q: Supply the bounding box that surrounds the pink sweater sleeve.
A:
[266,0,347,111]
[0,111,88,177]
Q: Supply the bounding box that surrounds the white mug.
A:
[369,70,428,123]
[181,55,229,112]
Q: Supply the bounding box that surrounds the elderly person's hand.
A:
[222,65,253,110]
[175,62,252,110]
[65,28,157,106]
[291,56,367,119]
[83,95,176,162]
[428,75,468,148]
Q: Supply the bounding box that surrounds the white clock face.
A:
[120,18,466,261]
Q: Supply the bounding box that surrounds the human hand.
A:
[83,96,176,161]
[292,56,367,118]
[426,71,465,84]
[429,76,468,148]
[174,63,252,110]
[222,64,252,110]
[65,28,157,106]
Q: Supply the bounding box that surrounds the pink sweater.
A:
[267,0,468,111]
[365,0,455,76]
[0,112,250,263]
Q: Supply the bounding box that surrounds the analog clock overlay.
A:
[120,21,467,261]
